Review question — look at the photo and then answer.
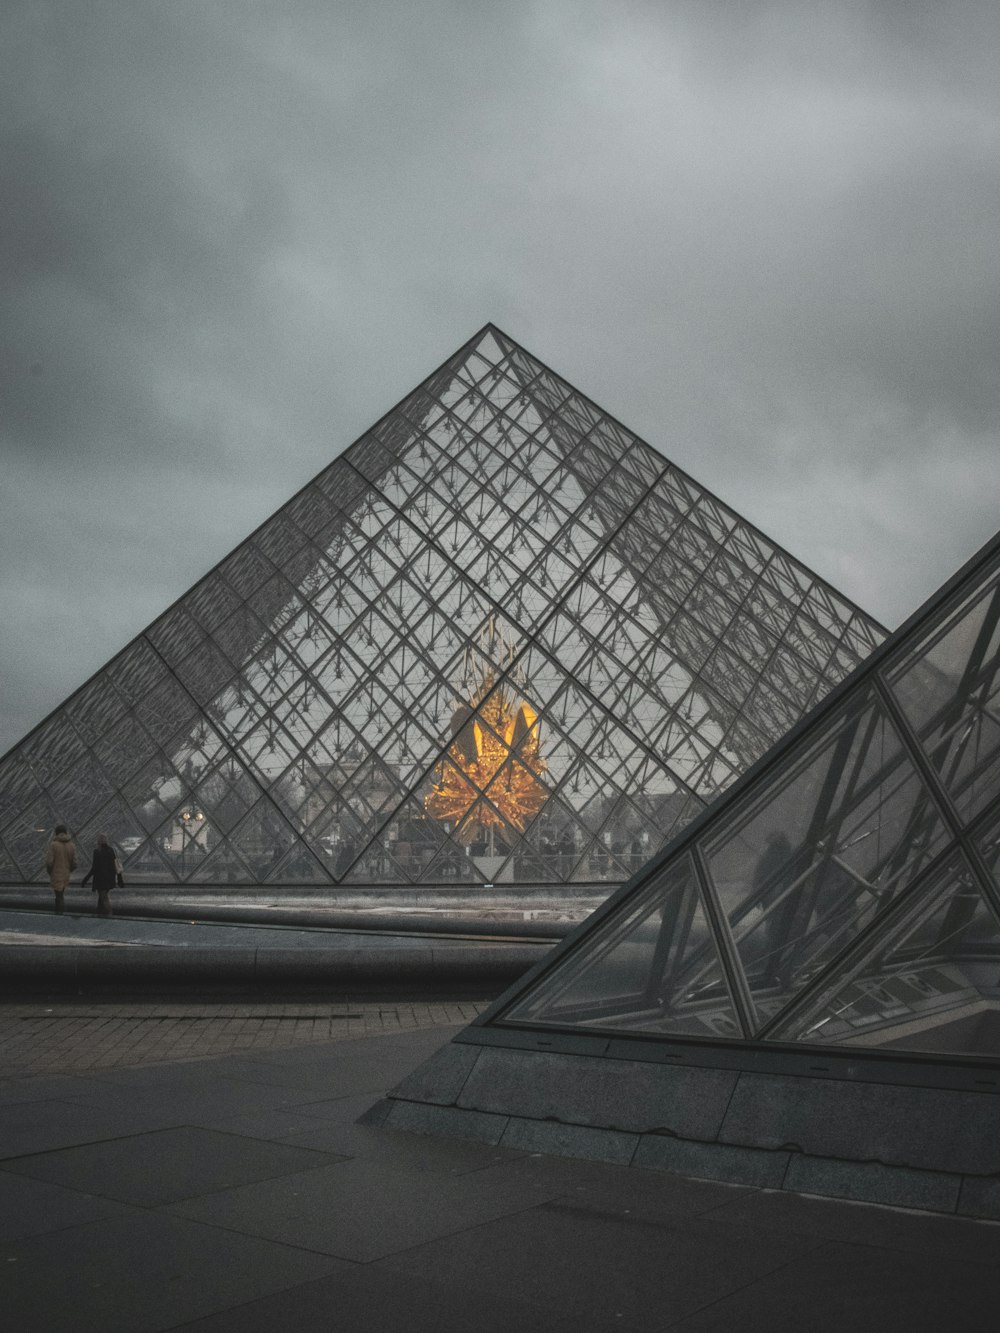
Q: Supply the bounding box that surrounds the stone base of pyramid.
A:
[361,1031,1000,1221]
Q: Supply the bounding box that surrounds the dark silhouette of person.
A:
[335,838,356,879]
[752,831,794,984]
[81,832,119,918]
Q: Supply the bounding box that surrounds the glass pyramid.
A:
[0,325,884,890]
[494,531,1000,1060]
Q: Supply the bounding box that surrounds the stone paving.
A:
[0,999,491,1076]
[3,1001,1000,1329]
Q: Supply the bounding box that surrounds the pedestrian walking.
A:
[45,824,77,914]
[81,832,120,917]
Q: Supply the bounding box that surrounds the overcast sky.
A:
[3,1,999,756]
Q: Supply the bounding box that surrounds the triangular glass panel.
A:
[768,852,1000,1056]
[153,805,224,882]
[65,673,129,747]
[503,854,743,1039]
[345,839,413,884]
[227,800,300,881]
[305,795,367,878]
[887,566,1000,822]
[0,753,45,830]
[21,713,87,788]
[5,796,62,879]
[76,797,148,865]
[121,755,191,832]
[185,839,254,885]
[420,842,480,884]
[262,842,333,885]
[700,686,950,1031]
[123,838,180,884]
[191,756,262,834]
[0,839,21,881]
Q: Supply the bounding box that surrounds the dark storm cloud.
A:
[2,0,999,752]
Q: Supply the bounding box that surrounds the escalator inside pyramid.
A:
[0,325,885,902]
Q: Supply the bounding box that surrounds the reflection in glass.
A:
[770,854,1000,1056]
[504,854,743,1039]
[888,564,1000,822]
[702,691,948,1029]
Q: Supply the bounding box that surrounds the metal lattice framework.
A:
[0,326,884,889]
[493,532,1000,1061]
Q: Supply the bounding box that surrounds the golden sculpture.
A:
[425,664,548,841]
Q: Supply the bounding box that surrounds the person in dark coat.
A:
[81,832,119,917]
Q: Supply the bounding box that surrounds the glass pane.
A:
[4,797,60,878]
[93,715,160,787]
[66,675,128,746]
[0,755,44,828]
[502,853,743,1039]
[772,853,1000,1057]
[701,689,950,1031]
[48,756,115,829]
[21,714,86,786]
[228,802,297,879]
[888,564,1000,822]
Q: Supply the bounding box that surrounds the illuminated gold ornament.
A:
[425,639,548,841]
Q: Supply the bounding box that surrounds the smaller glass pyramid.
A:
[496,532,1000,1061]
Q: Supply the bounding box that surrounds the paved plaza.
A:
[0,997,489,1076]
[1,984,999,1331]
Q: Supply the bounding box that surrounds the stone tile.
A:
[784,1154,961,1213]
[500,1115,639,1165]
[702,1187,1000,1264]
[470,1154,754,1224]
[634,1134,790,1189]
[2,1126,343,1206]
[458,1047,737,1137]
[279,1090,387,1123]
[958,1176,1000,1222]
[246,1027,460,1069]
[195,1056,437,1104]
[0,1206,347,1333]
[53,1068,299,1119]
[0,1074,123,1106]
[384,1098,509,1144]
[0,1169,133,1242]
[389,1039,481,1105]
[382,1195,823,1325]
[0,1098,174,1158]
[168,1265,593,1333]
[163,1155,561,1262]
[666,1239,1000,1332]
[193,1108,350,1141]
[721,1072,1000,1175]
[281,1120,526,1174]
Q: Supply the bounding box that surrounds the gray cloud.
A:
[2,0,999,752]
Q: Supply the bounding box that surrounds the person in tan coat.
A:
[45,825,77,914]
